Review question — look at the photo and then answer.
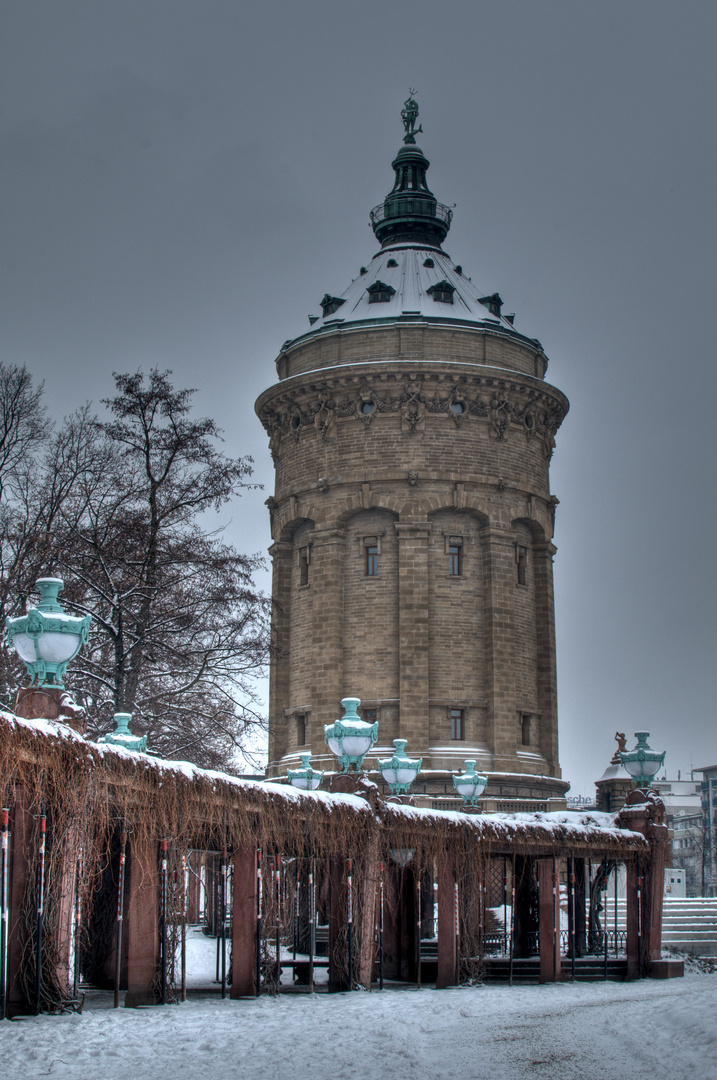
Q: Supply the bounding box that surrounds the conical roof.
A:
[283,97,542,354]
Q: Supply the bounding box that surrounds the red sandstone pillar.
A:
[53,827,79,995]
[231,846,258,997]
[618,792,669,974]
[327,855,348,992]
[538,857,561,983]
[625,861,641,980]
[124,837,159,1007]
[6,790,32,1017]
[436,856,457,988]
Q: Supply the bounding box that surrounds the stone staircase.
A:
[659,898,717,956]
[610,897,717,957]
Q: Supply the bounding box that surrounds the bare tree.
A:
[54,370,269,769]
[0,367,269,771]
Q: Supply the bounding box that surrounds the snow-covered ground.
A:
[2,969,716,1080]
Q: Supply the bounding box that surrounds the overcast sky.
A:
[2,1,716,796]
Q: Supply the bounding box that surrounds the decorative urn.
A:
[97,712,147,753]
[453,760,488,807]
[377,739,422,795]
[7,578,91,688]
[618,731,666,790]
[324,697,378,773]
[287,753,324,791]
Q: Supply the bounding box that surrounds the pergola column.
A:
[6,790,32,1016]
[231,846,258,997]
[538,856,561,982]
[124,837,159,1007]
[436,855,457,988]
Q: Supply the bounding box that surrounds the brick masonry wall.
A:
[258,320,568,798]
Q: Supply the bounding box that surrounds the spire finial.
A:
[401,90,423,144]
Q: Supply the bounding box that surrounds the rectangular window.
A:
[516,545,527,586]
[364,708,377,723]
[365,544,378,576]
[448,541,463,576]
[521,714,531,747]
[299,549,309,586]
[296,713,306,745]
[450,708,465,741]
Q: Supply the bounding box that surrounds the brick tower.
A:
[256,98,570,807]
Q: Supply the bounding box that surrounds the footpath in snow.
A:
[1,970,716,1080]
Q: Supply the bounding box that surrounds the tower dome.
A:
[257,99,570,809]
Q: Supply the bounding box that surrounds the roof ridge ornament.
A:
[401,90,423,144]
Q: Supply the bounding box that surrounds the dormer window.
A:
[367,280,396,304]
[423,258,434,268]
[386,258,398,268]
[320,294,346,318]
[427,280,455,304]
[478,292,504,318]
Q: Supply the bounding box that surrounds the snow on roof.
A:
[1,712,646,848]
[286,244,532,349]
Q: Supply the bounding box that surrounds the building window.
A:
[367,280,396,304]
[448,538,463,576]
[521,714,531,747]
[450,708,465,741]
[516,544,527,586]
[478,292,504,317]
[364,708,377,723]
[427,280,455,304]
[362,536,379,576]
[299,547,310,586]
[320,293,346,318]
[296,713,306,745]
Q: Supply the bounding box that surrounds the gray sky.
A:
[2,0,716,796]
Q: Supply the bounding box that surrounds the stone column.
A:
[311,528,345,734]
[482,527,518,768]
[436,856,457,988]
[124,837,159,1007]
[538,857,561,982]
[533,541,559,774]
[231,846,258,998]
[267,541,292,766]
[395,521,430,745]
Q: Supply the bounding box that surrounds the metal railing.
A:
[369,200,453,227]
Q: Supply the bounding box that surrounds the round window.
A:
[361,401,376,415]
[450,401,466,415]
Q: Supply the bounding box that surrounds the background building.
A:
[256,102,569,808]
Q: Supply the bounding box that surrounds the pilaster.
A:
[395,521,430,744]
[482,527,519,764]
[533,541,559,774]
[310,528,345,735]
[267,541,293,765]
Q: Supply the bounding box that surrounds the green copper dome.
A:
[370,96,452,248]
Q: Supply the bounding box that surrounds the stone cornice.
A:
[256,362,567,461]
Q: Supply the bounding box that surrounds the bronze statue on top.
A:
[401,91,423,144]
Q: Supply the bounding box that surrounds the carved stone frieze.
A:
[256,368,567,456]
